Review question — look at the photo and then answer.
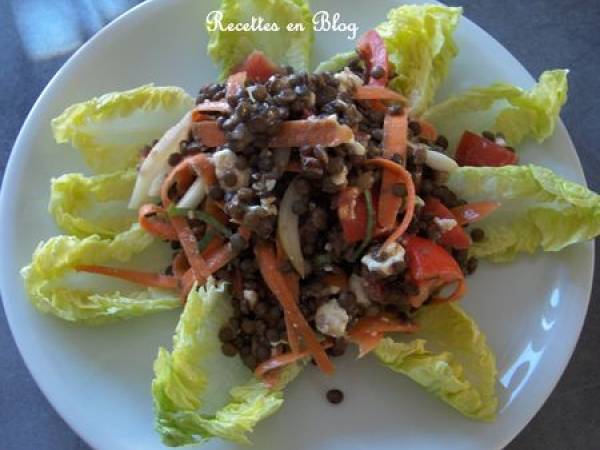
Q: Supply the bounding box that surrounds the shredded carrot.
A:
[171,216,212,280]
[178,228,251,298]
[353,85,406,102]
[378,113,409,231]
[138,204,178,240]
[275,238,301,353]
[189,154,217,186]
[348,315,418,358]
[191,110,210,122]
[191,118,355,149]
[365,158,416,250]
[418,119,438,141]
[348,331,384,358]
[172,251,189,278]
[255,341,333,388]
[75,265,178,289]
[255,242,334,375]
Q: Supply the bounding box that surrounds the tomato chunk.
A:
[233,50,280,82]
[455,131,518,167]
[423,197,471,249]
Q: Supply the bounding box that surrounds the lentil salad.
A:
[20,1,600,446]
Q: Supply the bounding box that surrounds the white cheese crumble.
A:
[349,274,370,306]
[361,243,406,277]
[415,195,425,208]
[212,148,250,191]
[330,164,348,186]
[260,196,278,216]
[334,68,364,93]
[243,290,258,309]
[315,299,349,338]
[434,217,458,232]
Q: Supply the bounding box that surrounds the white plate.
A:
[0,1,593,449]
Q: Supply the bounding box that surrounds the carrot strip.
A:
[275,238,301,353]
[160,153,215,207]
[178,228,251,297]
[366,158,416,250]
[378,113,409,231]
[256,341,333,388]
[172,251,189,278]
[255,242,334,375]
[138,204,178,240]
[348,315,418,358]
[418,119,438,141]
[270,119,354,147]
[171,216,212,280]
[191,118,355,149]
[353,85,406,102]
[75,265,178,289]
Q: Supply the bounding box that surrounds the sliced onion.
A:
[277,178,305,277]
[177,177,206,209]
[424,149,458,173]
[128,111,192,209]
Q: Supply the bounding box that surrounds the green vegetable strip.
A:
[352,190,375,261]
[194,211,232,238]
[197,230,217,253]
[167,205,232,238]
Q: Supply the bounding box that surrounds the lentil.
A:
[326,389,344,404]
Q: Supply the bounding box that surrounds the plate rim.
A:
[0,1,594,449]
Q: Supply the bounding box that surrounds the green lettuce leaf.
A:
[52,84,193,173]
[446,164,600,262]
[207,0,313,80]
[375,303,497,421]
[153,279,302,446]
[423,70,568,145]
[49,170,137,238]
[20,225,179,324]
[376,4,462,115]
[314,51,356,74]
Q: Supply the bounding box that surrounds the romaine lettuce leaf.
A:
[446,164,600,262]
[51,84,193,173]
[153,279,302,446]
[49,170,137,238]
[20,225,179,324]
[375,303,497,421]
[207,0,313,80]
[314,51,356,74]
[423,70,568,145]
[376,4,462,115]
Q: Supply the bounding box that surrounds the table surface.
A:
[1,0,599,449]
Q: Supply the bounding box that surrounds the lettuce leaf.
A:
[423,70,568,145]
[314,51,356,74]
[20,225,179,324]
[375,4,462,115]
[51,84,193,173]
[207,0,313,80]
[49,170,137,238]
[446,164,600,262]
[375,303,497,421]
[153,279,302,446]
